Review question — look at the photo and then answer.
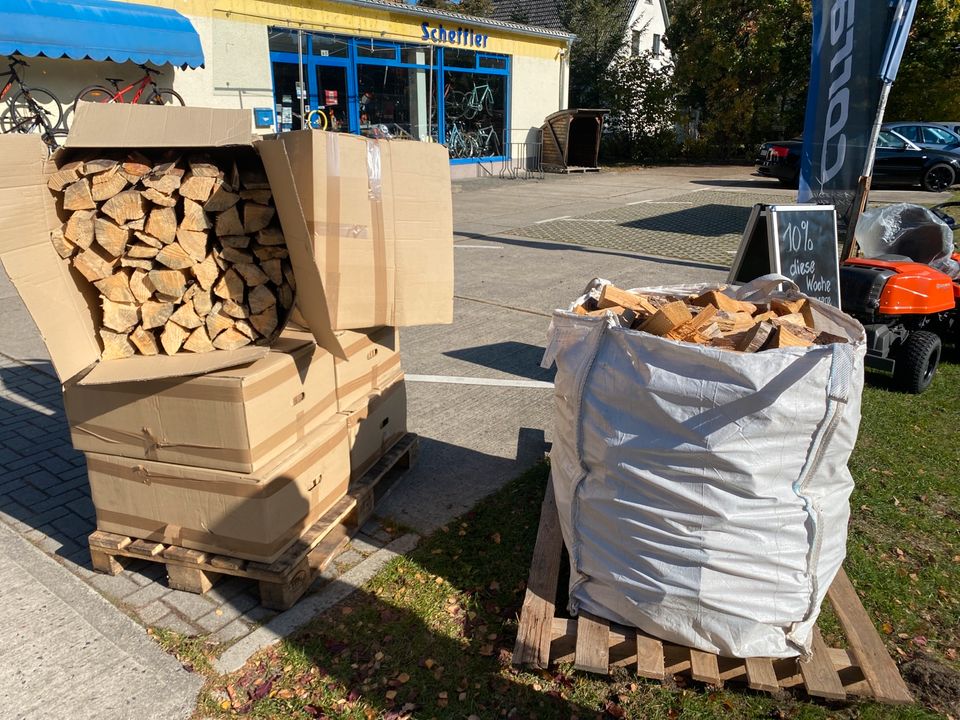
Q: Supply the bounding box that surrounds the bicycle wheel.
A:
[74,85,114,107]
[145,89,185,106]
[9,87,62,130]
[462,104,478,121]
[306,109,328,130]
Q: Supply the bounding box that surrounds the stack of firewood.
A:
[575,285,846,351]
[48,153,294,359]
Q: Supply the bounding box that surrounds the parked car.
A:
[881,121,960,152]
[756,129,960,192]
[931,121,960,136]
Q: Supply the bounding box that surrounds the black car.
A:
[756,129,960,192]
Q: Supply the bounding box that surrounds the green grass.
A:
[190,360,959,720]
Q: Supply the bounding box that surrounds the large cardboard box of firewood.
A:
[0,103,453,390]
[63,334,337,474]
[85,415,351,563]
[341,376,407,479]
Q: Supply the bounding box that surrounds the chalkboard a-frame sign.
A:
[728,204,842,309]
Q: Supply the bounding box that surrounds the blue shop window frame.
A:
[269,31,511,164]
[438,47,510,164]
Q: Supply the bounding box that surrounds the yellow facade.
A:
[131,0,566,58]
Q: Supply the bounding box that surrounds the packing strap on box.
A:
[74,388,336,465]
[84,422,347,498]
[337,352,402,402]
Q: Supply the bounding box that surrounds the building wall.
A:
[626,0,670,67]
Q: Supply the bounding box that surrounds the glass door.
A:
[269,28,308,131]
[313,65,350,132]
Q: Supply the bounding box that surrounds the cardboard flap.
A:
[78,346,270,385]
[69,103,254,148]
[258,136,346,358]
[0,134,103,381]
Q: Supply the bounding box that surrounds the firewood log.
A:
[155,242,194,270]
[243,203,275,233]
[47,161,83,192]
[250,305,278,337]
[63,178,96,211]
[101,298,139,333]
[94,218,130,257]
[129,326,159,356]
[169,300,202,329]
[64,210,96,248]
[129,270,153,303]
[100,329,135,360]
[72,250,115,282]
[180,198,211,232]
[192,253,220,291]
[212,327,252,350]
[183,326,215,353]
[145,206,177,244]
[247,284,276,315]
[51,228,77,259]
[214,205,244,236]
[160,321,189,355]
[140,300,175,330]
[179,174,216,203]
[94,273,135,303]
[90,168,128,202]
[101,190,146,224]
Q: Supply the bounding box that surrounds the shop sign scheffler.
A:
[421,22,490,48]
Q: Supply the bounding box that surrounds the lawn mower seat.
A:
[856,203,954,267]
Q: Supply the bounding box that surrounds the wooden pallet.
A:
[513,483,913,705]
[88,433,419,611]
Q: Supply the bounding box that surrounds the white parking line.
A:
[454,244,504,249]
[626,200,696,205]
[405,374,554,389]
[535,215,570,223]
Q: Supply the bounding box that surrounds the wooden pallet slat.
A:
[635,632,665,680]
[87,433,419,611]
[690,648,722,686]
[574,613,610,674]
[827,569,913,704]
[512,482,564,668]
[799,629,847,701]
[744,656,781,693]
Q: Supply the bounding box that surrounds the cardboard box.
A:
[334,327,402,411]
[258,130,454,335]
[0,103,453,390]
[86,416,351,564]
[343,376,408,479]
[63,335,337,474]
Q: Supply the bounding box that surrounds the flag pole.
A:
[841,0,915,261]
[841,81,892,261]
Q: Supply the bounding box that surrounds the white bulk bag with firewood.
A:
[542,276,866,658]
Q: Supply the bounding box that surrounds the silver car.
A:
[882,121,960,152]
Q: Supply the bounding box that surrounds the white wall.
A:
[170,14,274,118]
[626,0,670,67]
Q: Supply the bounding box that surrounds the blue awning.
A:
[0,0,204,69]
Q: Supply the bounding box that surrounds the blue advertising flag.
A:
[798,0,898,222]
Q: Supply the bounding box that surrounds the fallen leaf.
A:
[385,690,398,700]
[605,701,627,719]
[397,673,410,684]
[479,644,495,656]
[882,622,894,635]
[435,576,444,584]
[492,532,501,544]
[219,700,230,710]
[438,691,448,700]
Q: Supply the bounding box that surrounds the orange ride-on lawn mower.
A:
[839,202,960,393]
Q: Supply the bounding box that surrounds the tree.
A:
[665,0,811,156]
[456,0,495,17]
[417,0,453,9]
[887,0,960,120]
[602,52,679,161]
[560,0,630,108]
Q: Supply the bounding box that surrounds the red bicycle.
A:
[73,64,184,109]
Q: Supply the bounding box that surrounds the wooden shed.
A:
[540,109,608,173]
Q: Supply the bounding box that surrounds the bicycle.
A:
[73,65,184,108]
[0,56,63,135]
[474,125,501,157]
[461,83,494,120]
[446,121,478,159]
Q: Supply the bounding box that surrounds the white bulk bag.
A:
[542,277,866,658]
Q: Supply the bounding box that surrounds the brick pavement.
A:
[506,190,797,266]
[0,354,392,645]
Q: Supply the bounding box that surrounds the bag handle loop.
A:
[734,273,799,301]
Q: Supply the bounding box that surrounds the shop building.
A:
[1,0,573,178]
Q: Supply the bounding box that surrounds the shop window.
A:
[400,45,436,66]
[269,28,302,55]
[357,40,398,60]
[312,35,349,59]
[444,71,506,159]
[445,48,477,69]
[478,55,506,70]
[357,64,436,141]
